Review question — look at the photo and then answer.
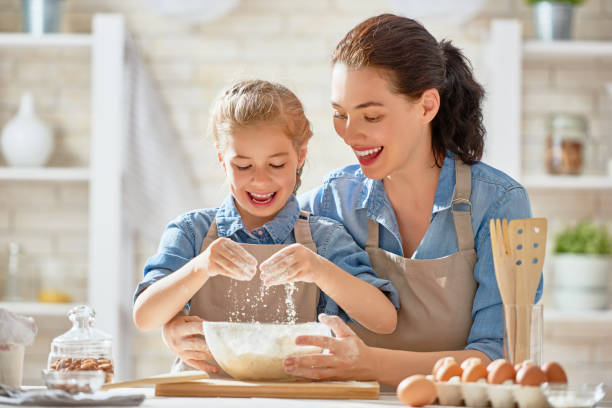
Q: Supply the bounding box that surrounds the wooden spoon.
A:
[490,218,516,363]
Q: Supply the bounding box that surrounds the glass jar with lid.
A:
[546,113,588,175]
[47,305,114,383]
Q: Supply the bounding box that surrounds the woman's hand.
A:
[259,243,324,286]
[200,237,257,281]
[283,314,377,381]
[162,314,219,374]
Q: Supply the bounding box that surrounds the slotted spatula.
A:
[507,218,547,363]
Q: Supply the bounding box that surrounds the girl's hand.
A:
[283,314,376,381]
[200,237,257,280]
[162,314,220,374]
[259,243,324,286]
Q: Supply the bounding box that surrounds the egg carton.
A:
[434,381,549,408]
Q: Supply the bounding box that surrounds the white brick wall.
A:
[0,0,610,386]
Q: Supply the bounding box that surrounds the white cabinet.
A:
[0,14,200,380]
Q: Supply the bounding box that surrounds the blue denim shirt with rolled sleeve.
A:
[134,194,400,322]
[298,152,542,360]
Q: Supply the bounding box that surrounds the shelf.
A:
[0,33,92,48]
[523,40,612,61]
[544,308,612,322]
[0,167,90,181]
[0,301,78,316]
[523,174,612,190]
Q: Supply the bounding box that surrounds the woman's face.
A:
[331,64,430,180]
[218,124,305,230]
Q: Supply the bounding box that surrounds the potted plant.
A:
[553,220,612,310]
[527,0,585,40]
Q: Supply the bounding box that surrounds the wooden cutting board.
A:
[101,370,209,390]
[154,378,380,399]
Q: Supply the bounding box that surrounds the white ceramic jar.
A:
[1,92,54,167]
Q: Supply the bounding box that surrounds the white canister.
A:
[0,343,25,387]
[1,92,54,167]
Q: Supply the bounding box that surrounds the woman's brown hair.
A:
[332,14,485,166]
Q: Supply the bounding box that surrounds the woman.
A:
[162,14,541,385]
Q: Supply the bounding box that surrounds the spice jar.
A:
[546,113,588,175]
[47,305,114,383]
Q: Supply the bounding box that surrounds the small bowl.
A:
[541,382,606,408]
[41,369,105,394]
[202,321,331,381]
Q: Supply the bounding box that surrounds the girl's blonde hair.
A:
[209,80,313,192]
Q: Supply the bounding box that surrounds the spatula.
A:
[507,218,547,364]
[490,218,517,363]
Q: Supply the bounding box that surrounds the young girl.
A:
[132,80,398,371]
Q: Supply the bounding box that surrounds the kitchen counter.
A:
[138,388,405,407]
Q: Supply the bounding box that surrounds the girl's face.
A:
[331,64,434,180]
[218,124,306,230]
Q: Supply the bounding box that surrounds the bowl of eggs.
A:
[397,358,570,408]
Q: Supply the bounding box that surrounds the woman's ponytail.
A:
[433,40,485,165]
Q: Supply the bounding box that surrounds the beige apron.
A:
[349,159,477,353]
[190,210,320,323]
[172,210,321,373]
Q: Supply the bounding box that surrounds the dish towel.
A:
[0,384,145,406]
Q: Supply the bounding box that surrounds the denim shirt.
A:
[299,152,543,360]
[134,194,400,322]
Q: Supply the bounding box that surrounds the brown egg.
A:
[432,357,456,376]
[514,360,535,372]
[487,360,516,384]
[461,362,488,383]
[435,361,463,382]
[397,375,437,407]
[460,357,482,371]
[542,362,568,384]
[516,364,547,386]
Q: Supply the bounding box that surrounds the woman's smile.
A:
[353,146,384,166]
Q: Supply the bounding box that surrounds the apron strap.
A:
[200,217,220,253]
[365,218,379,251]
[451,159,475,252]
[294,210,317,252]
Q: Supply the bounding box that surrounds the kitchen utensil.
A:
[508,218,547,363]
[100,370,209,390]
[155,378,380,399]
[202,321,331,381]
[490,219,516,362]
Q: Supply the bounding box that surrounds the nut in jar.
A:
[47,305,114,383]
[49,357,114,382]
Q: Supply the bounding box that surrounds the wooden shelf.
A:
[0,33,92,48]
[0,301,78,316]
[523,40,612,60]
[0,167,90,181]
[523,174,612,190]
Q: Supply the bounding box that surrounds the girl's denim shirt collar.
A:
[214,194,300,243]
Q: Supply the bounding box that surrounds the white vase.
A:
[554,254,611,289]
[1,92,54,167]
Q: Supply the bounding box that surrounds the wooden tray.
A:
[155,378,380,399]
